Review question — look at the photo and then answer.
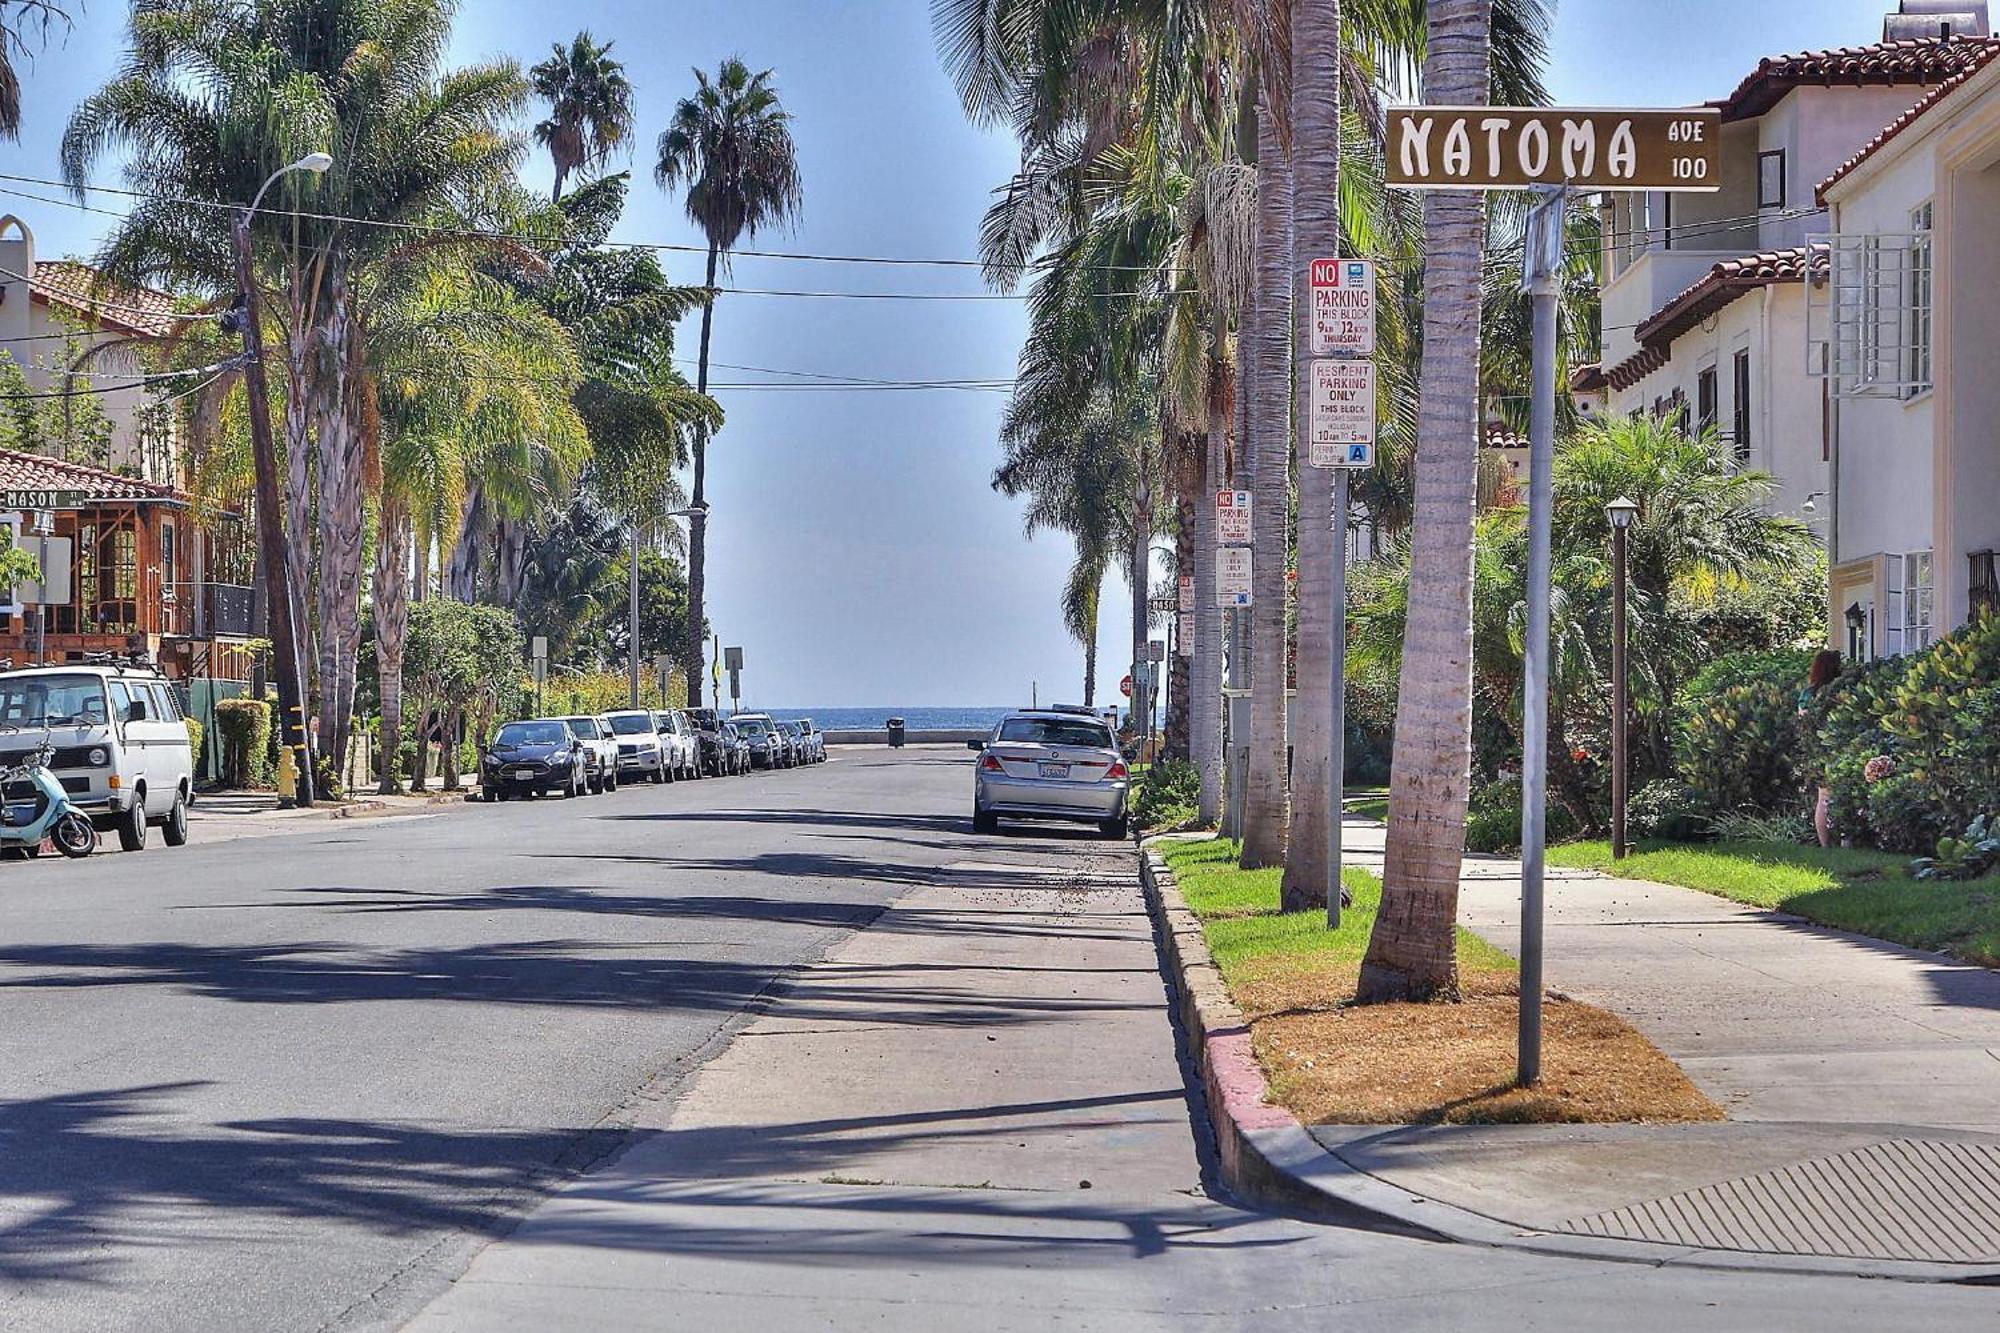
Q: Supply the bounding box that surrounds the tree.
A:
[0,0,67,139]
[655,57,804,706]
[531,32,636,202]
[1359,0,1496,1003]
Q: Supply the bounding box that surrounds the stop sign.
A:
[1119,675,1134,698]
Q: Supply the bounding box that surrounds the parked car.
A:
[792,718,826,763]
[480,718,586,799]
[0,661,194,851]
[969,708,1130,838]
[605,709,668,784]
[719,720,751,775]
[560,716,619,793]
[653,710,699,781]
[685,708,727,777]
[731,713,784,769]
[777,720,809,768]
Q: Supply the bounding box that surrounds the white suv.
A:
[0,663,195,850]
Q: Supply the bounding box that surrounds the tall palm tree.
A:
[655,57,804,707]
[531,32,636,202]
[1358,0,1495,1003]
[0,0,67,139]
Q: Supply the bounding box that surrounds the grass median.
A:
[1549,839,2000,968]
[1157,836,1720,1126]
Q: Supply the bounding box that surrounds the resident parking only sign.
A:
[1308,359,1376,466]
[1217,547,1252,607]
[1309,258,1375,357]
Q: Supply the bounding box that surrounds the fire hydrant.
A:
[275,743,298,809]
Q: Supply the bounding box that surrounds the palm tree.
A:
[1358,0,1497,1003]
[655,57,804,707]
[0,0,66,139]
[531,31,636,203]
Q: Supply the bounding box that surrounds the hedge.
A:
[214,697,272,789]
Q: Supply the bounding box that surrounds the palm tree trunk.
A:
[315,267,362,772]
[1130,468,1154,751]
[374,496,411,796]
[1241,74,1294,870]
[1191,354,1225,822]
[283,324,316,742]
[1083,628,1097,707]
[446,487,484,602]
[1282,0,1343,910]
[1359,0,1492,1004]
[685,241,720,708]
[1165,478,1195,760]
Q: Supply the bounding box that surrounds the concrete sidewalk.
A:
[1308,818,2000,1271]
[402,838,1234,1330]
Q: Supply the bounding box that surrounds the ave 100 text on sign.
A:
[1386,107,1722,191]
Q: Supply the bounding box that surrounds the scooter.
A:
[0,734,98,860]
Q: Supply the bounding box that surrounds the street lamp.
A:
[1845,601,1869,661]
[631,504,708,708]
[229,151,332,807]
[1605,496,1639,861]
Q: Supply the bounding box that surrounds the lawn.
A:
[1549,840,2000,968]
[1155,836,1720,1125]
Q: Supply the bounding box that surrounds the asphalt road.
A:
[0,749,980,1330]
[3,750,1998,1331]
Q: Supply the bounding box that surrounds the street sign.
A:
[1216,490,1251,545]
[1,488,91,510]
[1308,359,1377,465]
[1217,547,1252,606]
[1178,574,1194,614]
[1386,107,1722,191]
[1309,258,1376,357]
[16,537,72,606]
[531,636,548,660]
[1119,674,1134,699]
[723,646,744,671]
[1147,639,1166,663]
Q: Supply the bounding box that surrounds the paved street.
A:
[0,750,1996,1330]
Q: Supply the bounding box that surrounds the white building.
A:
[1597,23,1996,532]
[1815,36,2000,655]
[0,216,183,482]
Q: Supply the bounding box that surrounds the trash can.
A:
[886,717,906,748]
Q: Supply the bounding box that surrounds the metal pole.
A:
[1327,470,1350,927]
[230,205,313,807]
[1518,183,1566,1088]
[628,523,642,708]
[34,524,47,667]
[1611,522,1629,861]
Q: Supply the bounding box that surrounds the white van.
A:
[0,662,195,850]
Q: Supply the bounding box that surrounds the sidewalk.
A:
[187,787,461,843]
[402,839,1235,1330]
[1240,819,2000,1274]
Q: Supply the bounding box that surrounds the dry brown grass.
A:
[1237,967,1725,1126]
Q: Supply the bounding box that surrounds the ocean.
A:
[755,706,1018,732]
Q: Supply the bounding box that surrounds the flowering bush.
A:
[1863,754,1895,783]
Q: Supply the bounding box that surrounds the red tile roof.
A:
[1570,363,1607,394]
[24,261,183,339]
[1482,426,1529,451]
[0,447,181,502]
[1818,41,2000,201]
[1713,37,2000,121]
[1605,246,1828,392]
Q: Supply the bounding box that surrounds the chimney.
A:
[0,214,35,345]
[1885,1,1991,39]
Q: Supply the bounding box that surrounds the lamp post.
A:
[632,505,708,707]
[1600,498,1632,860]
[1845,601,1869,661]
[229,151,332,807]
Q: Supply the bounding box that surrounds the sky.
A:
[0,0,1911,708]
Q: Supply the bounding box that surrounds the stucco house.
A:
[1815,35,2000,656]
[1597,18,1997,534]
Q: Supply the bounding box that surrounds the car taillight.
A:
[979,754,1004,772]
[1107,761,1128,780]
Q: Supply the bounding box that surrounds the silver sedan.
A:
[969,709,1130,839]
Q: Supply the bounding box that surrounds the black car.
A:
[480,719,585,800]
[687,707,728,777]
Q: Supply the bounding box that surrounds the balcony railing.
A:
[163,582,257,639]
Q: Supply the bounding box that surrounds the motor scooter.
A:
[0,733,98,859]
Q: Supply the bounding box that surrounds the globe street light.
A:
[230,152,332,807]
[1605,496,1640,860]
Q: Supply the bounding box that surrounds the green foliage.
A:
[184,717,204,775]
[1132,758,1201,829]
[1912,814,2000,882]
[214,698,272,789]
[1627,779,1708,842]
[1464,779,1576,855]
[1673,677,1804,820]
[538,668,686,718]
[0,337,118,468]
[1680,648,1817,710]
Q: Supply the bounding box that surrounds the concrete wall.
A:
[825,729,988,747]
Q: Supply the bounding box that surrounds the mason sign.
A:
[1386,107,1722,191]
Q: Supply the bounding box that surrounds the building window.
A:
[1731,349,1752,464]
[1697,365,1718,435]
[1904,551,1935,651]
[1906,201,1934,395]
[1758,150,1787,209]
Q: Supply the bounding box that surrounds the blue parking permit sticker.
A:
[1347,443,1372,465]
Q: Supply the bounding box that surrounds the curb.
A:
[1135,838,2000,1284]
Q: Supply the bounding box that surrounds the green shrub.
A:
[1464,779,1577,854]
[214,698,272,788]
[1680,648,1817,713]
[1674,677,1804,819]
[1133,758,1201,829]
[1628,779,1708,841]
[184,717,204,776]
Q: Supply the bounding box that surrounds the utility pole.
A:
[1607,496,1639,860]
[230,204,314,807]
[628,522,643,708]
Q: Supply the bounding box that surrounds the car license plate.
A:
[511,768,536,780]
[1038,762,1071,779]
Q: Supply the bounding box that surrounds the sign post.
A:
[724,645,744,712]
[1385,104,1718,1086]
